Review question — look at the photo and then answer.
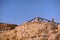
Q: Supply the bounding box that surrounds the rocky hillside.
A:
[0,23,18,31]
[0,17,60,40]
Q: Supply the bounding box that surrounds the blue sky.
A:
[0,0,60,25]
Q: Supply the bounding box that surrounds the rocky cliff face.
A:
[0,17,60,40]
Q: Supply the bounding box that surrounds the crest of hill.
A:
[0,17,60,40]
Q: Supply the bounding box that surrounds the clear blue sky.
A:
[0,0,60,25]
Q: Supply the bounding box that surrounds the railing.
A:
[27,17,60,25]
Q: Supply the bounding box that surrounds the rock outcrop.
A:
[0,17,60,40]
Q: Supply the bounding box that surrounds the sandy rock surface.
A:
[0,22,60,40]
